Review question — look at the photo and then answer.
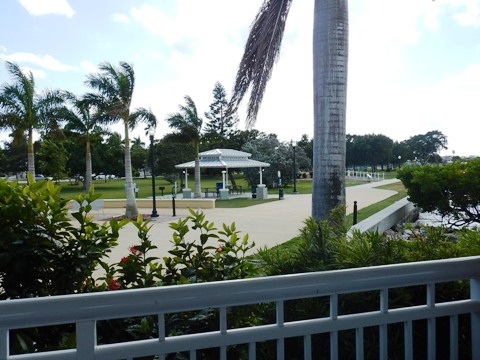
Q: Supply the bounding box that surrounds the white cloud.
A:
[112,13,130,24]
[18,0,75,18]
[79,60,98,73]
[0,52,76,72]
[0,45,6,53]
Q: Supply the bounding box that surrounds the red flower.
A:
[108,278,120,290]
[129,246,143,256]
[121,256,129,263]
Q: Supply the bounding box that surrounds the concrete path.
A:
[94,179,401,266]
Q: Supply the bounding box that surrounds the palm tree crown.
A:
[166,95,203,198]
[0,61,68,180]
[64,94,112,192]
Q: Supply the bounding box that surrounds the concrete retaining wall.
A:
[348,197,417,236]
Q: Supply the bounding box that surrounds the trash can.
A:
[279,188,284,199]
[251,185,257,199]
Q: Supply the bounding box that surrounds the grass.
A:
[345,181,408,227]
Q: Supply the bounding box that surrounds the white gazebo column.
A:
[256,167,268,200]
[182,169,192,199]
[219,170,229,200]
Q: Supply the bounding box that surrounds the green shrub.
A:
[0,176,127,299]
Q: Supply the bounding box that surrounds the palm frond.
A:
[129,107,157,131]
[230,0,293,128]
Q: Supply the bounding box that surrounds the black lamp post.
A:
[149,129,159,218]
[292,141,298,194]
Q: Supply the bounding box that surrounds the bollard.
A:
[353,201,358,225]
[172,186,177,217]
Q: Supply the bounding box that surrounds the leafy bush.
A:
[398,159,480,226]
[0,176,127,299]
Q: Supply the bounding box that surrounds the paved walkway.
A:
[94,179,401,266]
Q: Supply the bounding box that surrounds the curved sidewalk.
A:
[103,179,401,264]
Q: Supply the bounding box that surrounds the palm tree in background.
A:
[230,0,349,221]
[64,94,112,192]
[0,61,68,181]
[85,62,157,219]
[165,96,203,198]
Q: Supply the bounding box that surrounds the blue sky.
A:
[1,0,479,157]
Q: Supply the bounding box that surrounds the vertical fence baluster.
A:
[76,320,96,359]
[158,313,166,360]
[304,334,312,360]
[427,284,436,360]
[249,342,256,360]
[471,277,480,360]
[277,301,285,360]
[356,327,364,360]
[330,294,338,360]
[404,320,413,360]
[0,329,8,360]
[220,307,227,360]
[449,315,458,360]
[379,289,388,360]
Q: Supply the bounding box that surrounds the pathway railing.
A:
[346,171,385,181]
[1,256,479,360]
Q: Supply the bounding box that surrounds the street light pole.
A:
[292,141,298,194]
[149,129,159,218]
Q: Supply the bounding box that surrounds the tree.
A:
[230,0,349,221]
[165,96,203,198]
[405,130,448,164]
[242,134,310,187]
[398,159,480,227]
[65,94,111,191]
[204,82,239,148]
[0,61,68,180]
[36,138,68,180]
[130,136,147,178]
[85,62,157,219]
[0,135,27,177]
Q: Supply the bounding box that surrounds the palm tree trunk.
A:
[312,0,349,221]
[27,127,36,180]
[124,120,139,219]
[194,142,202,198]
[85,140,92,192]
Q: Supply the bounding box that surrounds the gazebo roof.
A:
[175,148,270,169]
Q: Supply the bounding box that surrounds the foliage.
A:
[0,61,69,178]
[255,207,479,359]
[0,177,127,299]
[398,159,480,226]
[94,209,258,359]
[0,135,27,175]
[346,133,394,170]
[36,138,68,180]
[203,82,239,148]
[405,130,448,164]
[241,133,310,187]
[165,95,203,198]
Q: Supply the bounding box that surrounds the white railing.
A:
[1,256,479,360]
[346,171,385,181]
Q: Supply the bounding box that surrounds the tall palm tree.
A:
[165,96,203,198]
[64,94,111,192]
[0,61,68,181]
[85,62,157,219]
[230,0,349,221]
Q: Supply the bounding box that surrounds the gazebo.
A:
[175,149,270,199]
